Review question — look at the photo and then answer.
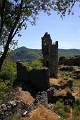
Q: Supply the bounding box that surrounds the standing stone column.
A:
[42,32,58,78]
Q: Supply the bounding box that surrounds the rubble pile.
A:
[0,85,75,120]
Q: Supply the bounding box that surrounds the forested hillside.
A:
[9,47,80,61]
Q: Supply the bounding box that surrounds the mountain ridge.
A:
[9,46,80,61]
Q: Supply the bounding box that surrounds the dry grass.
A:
[49,78,61,86]
[23,105,60,120]
[57,88,69,96]
[15,87,34,105]
[49,76,66,86]
[72,87,80,98]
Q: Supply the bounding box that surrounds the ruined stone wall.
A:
[42,32,58,78]
[17,62,49,91]
[49,41,58,78]
[17,62,29,84]
[59,55,80,66]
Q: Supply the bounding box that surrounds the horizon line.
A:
[16,46,80,50]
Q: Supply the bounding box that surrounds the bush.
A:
[0,81,10,92]
[31,60,43,69]
[22,59,43,70]
[54,101,66,119]
[10,112,21,120]
[74,100,80,111]
[0,80,12,105]
[0,60,16,81]
[72,100,80,120]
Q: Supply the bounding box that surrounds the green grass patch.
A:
[21,59,43,70]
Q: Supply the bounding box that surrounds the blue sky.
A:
[16,5,80,49]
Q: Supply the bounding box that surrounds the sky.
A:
[15,4,80,49]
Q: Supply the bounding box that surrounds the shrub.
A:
[0,60,16,81]
[54,101,66,119]
[0,81,10,92]
[0,80,12,105]
[74,100,80,111]
[22,59,43,70]
[72,100,80,120]
[10,112,21,120]
[31,60,43,69]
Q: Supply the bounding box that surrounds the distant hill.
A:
[59,49,80,57]
[10,47,42,61]
[9,47,80,61]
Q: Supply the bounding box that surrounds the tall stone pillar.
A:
[42,32,58,78]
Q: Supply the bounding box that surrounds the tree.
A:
[0,0,53,70]
[0,0,79,70]
[54,0,80,15]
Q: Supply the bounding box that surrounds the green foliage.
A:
[74,100,80,111]
[0,0,55,70]
[31,60,43,69]
[0,60,16,81]
[22,59,43,70]
[54,101,66,119]
[10,47,80,62]
[72,100,80,120]
[0,60,16,105]
[59,49,80,58]
[10,112,21,120]
[0,81,10,92]
[0,80,11,105]
[55,0,79,16]
[10,47,42,61]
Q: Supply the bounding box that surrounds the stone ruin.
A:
[16,61,75,105]
[16,62,49,92]
[59,55,80,66]
[16,33,58,92]
[42,32,58,78]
